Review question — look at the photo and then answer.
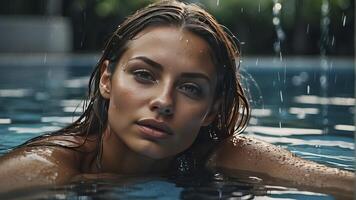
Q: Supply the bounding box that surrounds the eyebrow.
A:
[130,56,163,71]
[180,73,211,84]
[130,56,211,83]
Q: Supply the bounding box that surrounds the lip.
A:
[136,119,174,139]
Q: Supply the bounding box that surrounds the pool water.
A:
[0,55,354,199]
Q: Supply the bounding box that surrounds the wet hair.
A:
[21,0,250,172]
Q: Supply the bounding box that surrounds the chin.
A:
[140,148,174,160]
[136,145,180,160]
[130,139,187,160]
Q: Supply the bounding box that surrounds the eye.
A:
[133,69,156,83]
[178,83,202,98]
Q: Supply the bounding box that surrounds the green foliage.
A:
[66,0,353,55]
[94,0,154,17]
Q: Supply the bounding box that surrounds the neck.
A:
[95,127,172,175]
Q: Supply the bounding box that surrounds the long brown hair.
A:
[22,0,250,171]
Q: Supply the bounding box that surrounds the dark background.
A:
[0,0,354,56]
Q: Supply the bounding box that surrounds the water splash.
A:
[320,0,331,134]
[240,68,264,112]
[272,0,286,128]
[272,0,286,55]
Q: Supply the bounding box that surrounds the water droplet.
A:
[241,8,244,13]
[283,63,287,84]
[306,24,310,34]
[272,17,280,25]
[330,35,335,46]
[321,1,329,13]
[319,75,327,87]
[273,2,282,14]
[43,53,47,64]
[342,14,347,27]
[279,90,283,102]
[216,0,220,6]
[258,3,261,12]
[307,85,310,94]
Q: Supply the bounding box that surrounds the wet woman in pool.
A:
[0,0,353,195]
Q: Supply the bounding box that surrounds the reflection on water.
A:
[0,55,353,199]
[0,171,337,200]
[294,95,355,106]
[0,89,32,97]
[334,124,355,132]
[0,118,11,124]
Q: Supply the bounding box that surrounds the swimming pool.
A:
[0,54,354,199]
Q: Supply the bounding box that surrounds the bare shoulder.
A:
[209,134,295,171]
[0,145,81,192]
[208,134,355,195]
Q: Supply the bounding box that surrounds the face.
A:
[100,26,219,159]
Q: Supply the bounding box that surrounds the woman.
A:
[0,0,353,196]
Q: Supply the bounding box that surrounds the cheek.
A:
[109,74,148,111]
[179,100,211,125]
[175,103,210,138]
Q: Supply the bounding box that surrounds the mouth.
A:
[136,119,173,139]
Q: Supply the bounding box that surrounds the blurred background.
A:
[0,0,353,56]
[0,1,355,198]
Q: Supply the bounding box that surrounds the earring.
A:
[217,113,223,130]
[208,124,219,141]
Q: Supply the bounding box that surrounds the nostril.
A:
[149,89,175,116]
[158,106,173,116]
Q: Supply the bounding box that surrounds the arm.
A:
[0,146,80,193]
[208,135,354,194]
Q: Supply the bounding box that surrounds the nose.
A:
[149,84,175,116]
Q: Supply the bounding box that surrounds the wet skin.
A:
[98,26,220,173]
[0,26,354,197]
[0,26,222,191]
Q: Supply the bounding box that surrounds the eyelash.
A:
[133,69,156,83]
[178,83,202,98]
[131,69,203,98]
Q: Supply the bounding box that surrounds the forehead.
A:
[120,26,217,80]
